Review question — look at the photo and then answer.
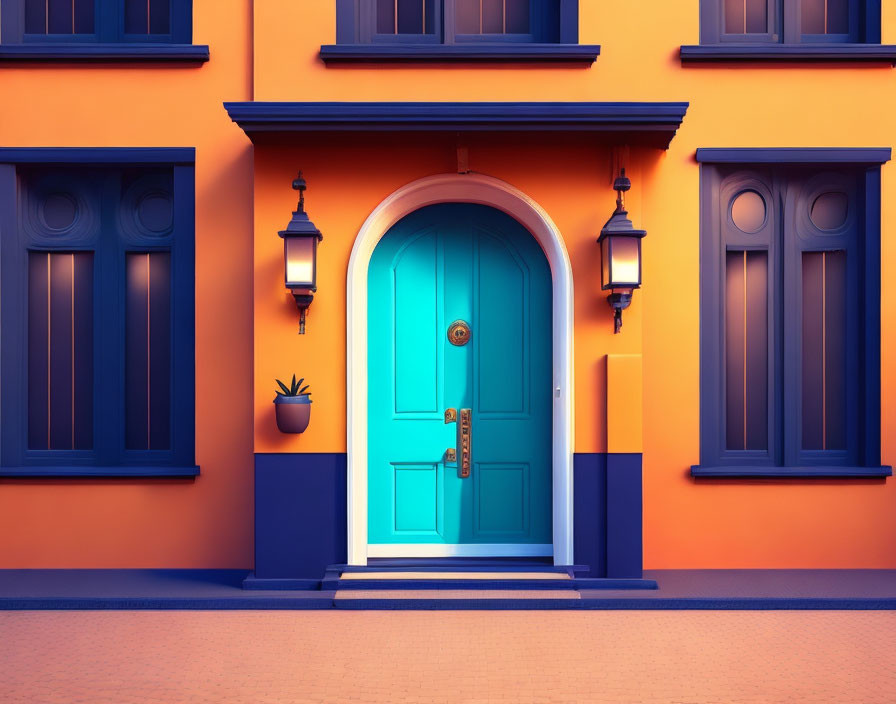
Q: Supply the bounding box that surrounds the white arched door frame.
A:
[346,173,574,565]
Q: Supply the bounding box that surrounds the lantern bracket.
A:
[607,291,632,334]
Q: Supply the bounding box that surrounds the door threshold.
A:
[346,557,587,572]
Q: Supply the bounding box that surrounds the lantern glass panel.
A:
[601,236,611,289]
[285,237,315,288]
[609,236,640,287]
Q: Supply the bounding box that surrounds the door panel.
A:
[393,231,440,416]
[368,203,552,550]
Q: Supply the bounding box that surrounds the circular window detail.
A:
[731,190,766,234]
[41,192,78,232]
[136,192,174,234]
[810,192,848,231]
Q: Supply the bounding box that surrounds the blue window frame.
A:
[322,0,598,63]
[0,148,197,477]
[680,0,896,62]
[700,0,875,43]
[0,0,208,61]
[694,149,890,478]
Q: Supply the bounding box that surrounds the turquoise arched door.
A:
[368,203,553,556]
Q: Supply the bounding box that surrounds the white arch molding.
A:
[346,173,574,565]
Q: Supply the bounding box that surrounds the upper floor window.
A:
[0,154,197,477]
[0,0,207,60]
[701,0,878,44]
[367,0,556,43]
[326,0,593,60]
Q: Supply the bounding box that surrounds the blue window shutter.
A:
[170,163,196,468]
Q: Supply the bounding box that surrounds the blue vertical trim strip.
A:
[96,172,121,464]
[606,453,643,579]
[573,453,606,578]
[335,0,356,43]
[865,0,881,43]
[698,165,723,467]
[699,0,721,44]
[0,0,25,42]
[172,0,192,43]
[558,0,578,43]
[255,453,348,579]
[96,0,120,43]
[0,166,24,465]
[863,166,882,467]
[171,165,196,467]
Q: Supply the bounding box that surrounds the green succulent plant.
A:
[275,374,311,397]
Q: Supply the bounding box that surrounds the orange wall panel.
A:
[2,0,896,570]
[0,1,255,568]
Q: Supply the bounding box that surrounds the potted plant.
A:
[274,375,312,434]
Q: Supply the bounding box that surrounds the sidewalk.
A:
[1,569,894,609]
[1,610,894,703]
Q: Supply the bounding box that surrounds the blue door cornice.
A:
[222,102,690,150]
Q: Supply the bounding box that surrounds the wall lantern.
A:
[597,168,646,334]
[279,171,323,334]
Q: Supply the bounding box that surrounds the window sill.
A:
[0,44,209,63]
[0,465,200,478]
[680,44,896,64]
[691,465,892,478]
[319,44,600,65]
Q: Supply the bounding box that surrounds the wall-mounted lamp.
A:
[279,172,323,334]
[597,168,646,334]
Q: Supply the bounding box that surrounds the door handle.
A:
[445,409,457,464]
[458,408,471,478]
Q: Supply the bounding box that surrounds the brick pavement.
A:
[1,610,894,703]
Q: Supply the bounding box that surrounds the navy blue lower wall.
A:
[255,453,347,579]
[254,451,642,580]
[574,452,643,578]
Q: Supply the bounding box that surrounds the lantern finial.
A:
[613,168,631,213]
[292,171,307,213]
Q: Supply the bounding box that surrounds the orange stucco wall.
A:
[2,0,895,569]
[250,1,896,569]
[0,1,255,567]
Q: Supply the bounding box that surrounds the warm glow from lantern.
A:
[609,236,640,287]
[285,237,315,288]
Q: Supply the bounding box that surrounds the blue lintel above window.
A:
[696,147,892,164]
[0,0,208,63]
[326,0,594,65]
